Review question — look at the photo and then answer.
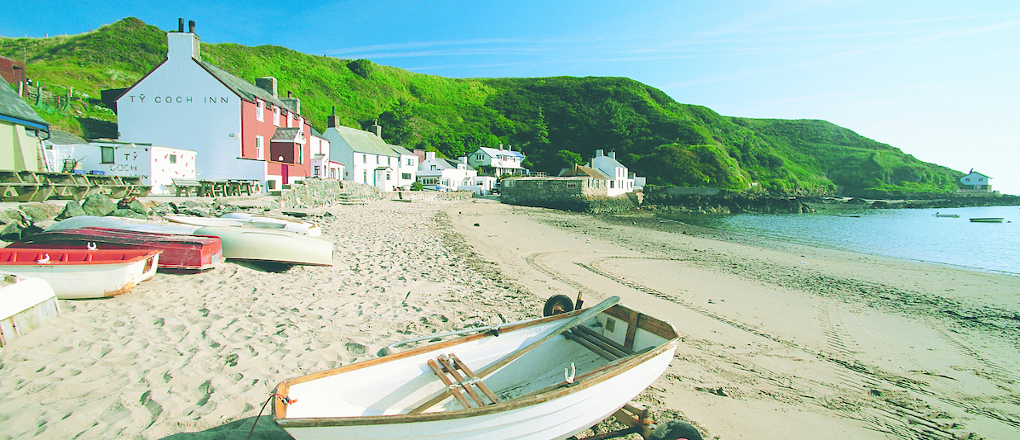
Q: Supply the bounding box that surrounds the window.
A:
[255,135,264,160]
[362,154,367,164]
[273,106,280,126]
[406,158,414,166]
[314,166,320,176]
[298,145,303,164]
[475,154,484,161]
[101,146,114,164]
[169,154,177,164]
[402,173,411,180]
[256,99,264,121]
[287,111,293,128]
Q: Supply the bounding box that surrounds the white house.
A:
[467,145,525,176]
[589,150,635,197]
[391,145,419,190]
[0,77,49,172]
[308,128,343,180]
[43,133,196,195]
[960,169,992,191]
[417,151,477,191]
[321,114,400,191]
[115,19,315,191]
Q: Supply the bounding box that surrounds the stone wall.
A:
[500,178,635,213]
[278,179,380,208]
[382,191,475,202]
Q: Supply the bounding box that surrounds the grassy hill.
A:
[1,17,964,196]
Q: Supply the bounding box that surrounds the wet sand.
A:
[1,198,1018,439]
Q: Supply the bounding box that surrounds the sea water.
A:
[675,205,1020,275]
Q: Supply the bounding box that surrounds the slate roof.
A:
[390,145,415,157]
[0,83,48,130]
[197,60,295,113]
[45,129,88,145]
[477,147,524,159]
[271,127,302,142]
[327,125,398,157]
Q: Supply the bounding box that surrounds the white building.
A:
[417,151,477,191]
[589,150,635,197]
[43,133,196,195]
[467,145,525,176]
[115,19,315,191]
[321,115,399,191]
[309,128,343,180]
[960,169,992,191]
[391,145,419,191]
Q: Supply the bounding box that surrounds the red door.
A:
[282,164,289,184]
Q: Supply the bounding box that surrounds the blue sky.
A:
[5,1,1019,194]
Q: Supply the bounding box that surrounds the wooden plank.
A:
[450,354,500,404]
[436,356,486,407]
[426,359,471,409]
[623,309,640,351]
[574,325,631,357]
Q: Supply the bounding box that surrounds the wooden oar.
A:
[475,295,620,377]
[409,296,621,414]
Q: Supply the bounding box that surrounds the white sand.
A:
[1,198,1018,439]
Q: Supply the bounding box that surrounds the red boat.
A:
[9,228,222,271]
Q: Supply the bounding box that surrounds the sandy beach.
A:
[2,198,1018,439]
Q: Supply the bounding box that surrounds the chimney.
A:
[327,106,339,128]
[369,119,382,138]
[426,151,436,160]
[281,91,300,114]
[595,149,604,157]
[168,18,201,61]
[609,151,616,159]
[255,77,278,97]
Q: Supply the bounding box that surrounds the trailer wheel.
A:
[543,294,575,316]
[649,420,702,440]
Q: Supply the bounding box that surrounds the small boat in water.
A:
[935,212,960,218]
[970,217,1005,223]
[0,273,60,347]
[0,248,161,299]
[272,297,679,440]
[9,228,222,271]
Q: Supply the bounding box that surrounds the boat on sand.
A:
[194,226,332,266]
[272,296,679,440]
[0,248,161,299]
[1,273,60,347]
[9,228,222,271]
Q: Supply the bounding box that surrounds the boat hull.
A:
[10,228,222,271]
[193,227,332,266]
[0,249,161,299]
[970,217,1004,223]
[273,304,678,440]
[0,274,60,347]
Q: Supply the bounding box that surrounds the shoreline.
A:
[1,198,1018,439]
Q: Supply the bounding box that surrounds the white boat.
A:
[168,214,322,236]
[221,212,322,236]
[970,217,1005,223]
[272,297,679,440]
[0,273,60,347]
[193,226,333,266]
[46,215,199,235]
[0,248,161,299]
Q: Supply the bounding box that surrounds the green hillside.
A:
[1,17,964,196]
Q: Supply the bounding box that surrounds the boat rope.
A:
[246,393,295,440]
[565,362,576,384]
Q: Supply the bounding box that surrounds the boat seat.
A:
[426,353,500,410]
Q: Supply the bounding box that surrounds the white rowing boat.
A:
[193,226,333,266]
[272,297,679,440]
[167,214,322,236]
[0,273,60,347]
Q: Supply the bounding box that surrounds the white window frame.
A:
[273,106,280,126]
[255,135,264,160]
[255,99,264,121]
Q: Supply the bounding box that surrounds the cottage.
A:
[960,169,992,191]
[42,131,196,195]
[309,128,343,180]
[588,150,636,196]
[417,152,477,191]
[115,19,317,191]
[467,145,525,176]
[391,145,419,190]
[0,79,49,172]
[321,115,400,190]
